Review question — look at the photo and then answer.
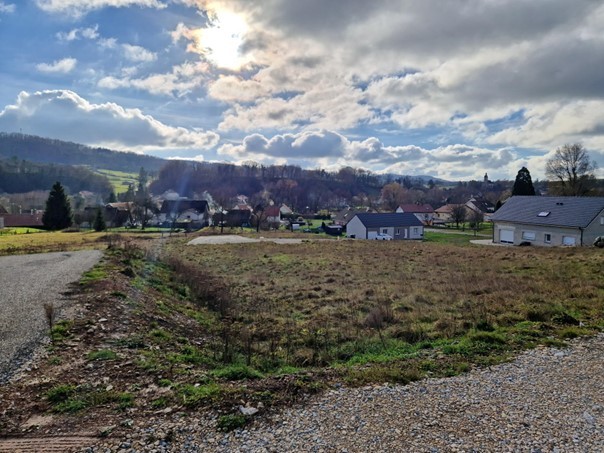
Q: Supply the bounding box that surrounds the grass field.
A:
[0,230,164,255]
[94,169,138,194]
[157,236,603,384]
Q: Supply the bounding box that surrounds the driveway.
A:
[0,250,102,383]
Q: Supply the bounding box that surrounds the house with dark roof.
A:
[395,203,435,225]
[346,212,424,240]
[491,196,604,246]
[332,207,375,226]
[0,213,44,228]
[466,196,496,219]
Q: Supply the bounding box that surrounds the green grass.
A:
[94,169,138,194]
[87,349,118,361]
[0,227,45,235]
[423,231,478,245]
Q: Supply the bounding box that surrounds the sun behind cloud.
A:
[192,7,251,71]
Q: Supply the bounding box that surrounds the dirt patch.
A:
[188,234,303,245]
[0,436,97,453]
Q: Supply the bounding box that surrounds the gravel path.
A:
[0,250,102,383]
[85,334,604,452]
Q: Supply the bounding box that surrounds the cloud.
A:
[35,0,166,17]
[122,44,157,62]
[0,2,15,13]
[219,129,532,180]
[36,58,77,74]
[56,25,99,42]
[0,90,219,151]
[98,61,209,96]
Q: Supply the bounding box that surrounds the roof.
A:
[353,212,424,228]
[1,213,44,227]
[105,202,133,211]
[160,199,208,215]
[435,204,463,213]
[467,197,495,213]
[491,196,604,228]
[398,203,434,214]
[334,207,374,224]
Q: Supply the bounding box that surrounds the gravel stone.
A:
[81,334,604,452]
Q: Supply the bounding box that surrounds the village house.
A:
[346,212,424,240]
[395,203,435,225]
[491,196,604,246]
[158,199,211,229]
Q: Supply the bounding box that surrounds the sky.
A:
[1,0,604,181]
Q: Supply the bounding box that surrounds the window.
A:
[544,233,551,243]
[537,211,550,217]
[396,229,401,235]
[562,236,576,246]
[521,231,536,241]
[382,228,388,234]
[601,216,604,225]
[413,227,419,234]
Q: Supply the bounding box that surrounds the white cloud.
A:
[219,129,532,180]
[56,25,99,42]
[98,61,209,96]
[122,44,157,62]
[36,58,77,74]
[0,2,15,13]
[0,90,219,151]
[36,0,166,17]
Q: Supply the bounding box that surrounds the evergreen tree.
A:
[512,167,536,196]
[107,191,117,203]
[42,181,73,230]
[93,208,107,232]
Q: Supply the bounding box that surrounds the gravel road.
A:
[84,334,604,452]
[0,250,102,383]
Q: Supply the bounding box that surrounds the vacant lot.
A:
[165,237,604,382]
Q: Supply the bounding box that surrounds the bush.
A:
[217,414,249,432]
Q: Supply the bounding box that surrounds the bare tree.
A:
[546,144,597,196]
[451,204,467,229]
[469,209,484,236]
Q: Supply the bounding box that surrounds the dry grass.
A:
[164,239,604,371]
[0,231,165,256]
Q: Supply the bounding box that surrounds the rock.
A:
[239,406,259,416]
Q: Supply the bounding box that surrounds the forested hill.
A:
[0,133,165,173]
[0,157,113,195]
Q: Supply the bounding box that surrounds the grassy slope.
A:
[94,169,138,194]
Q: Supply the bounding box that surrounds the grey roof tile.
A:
[354,212,424,228]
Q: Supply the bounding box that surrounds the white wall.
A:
[346,216,367,238]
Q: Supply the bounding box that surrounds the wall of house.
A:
[494,221,582,246]
[584,209,604,245]
[345,216,366,238]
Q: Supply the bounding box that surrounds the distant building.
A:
[396,203,435,225]
[491,196,604,246]
[346,213,424,240]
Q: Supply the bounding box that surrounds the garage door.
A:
[499,229,514,244]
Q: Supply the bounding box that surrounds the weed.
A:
[211,364,264,380]
[80,267,107,285]
[178,383,223,407]
[46,384,76,403]
[217,414,249,432]
[87,349,118,361]
[50,320,72,342]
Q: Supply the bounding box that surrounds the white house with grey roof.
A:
[346,213,424,240]
[491,196,604,246]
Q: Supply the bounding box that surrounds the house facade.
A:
[491,196,604,246]
[396,204,435,225]
[346,213,424,240]
[158,199,211,229]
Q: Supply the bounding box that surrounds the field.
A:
[0,229,163,256]
[94,168,138,194]
[158,236,604,383]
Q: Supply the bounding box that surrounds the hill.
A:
[0,133,165,174]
